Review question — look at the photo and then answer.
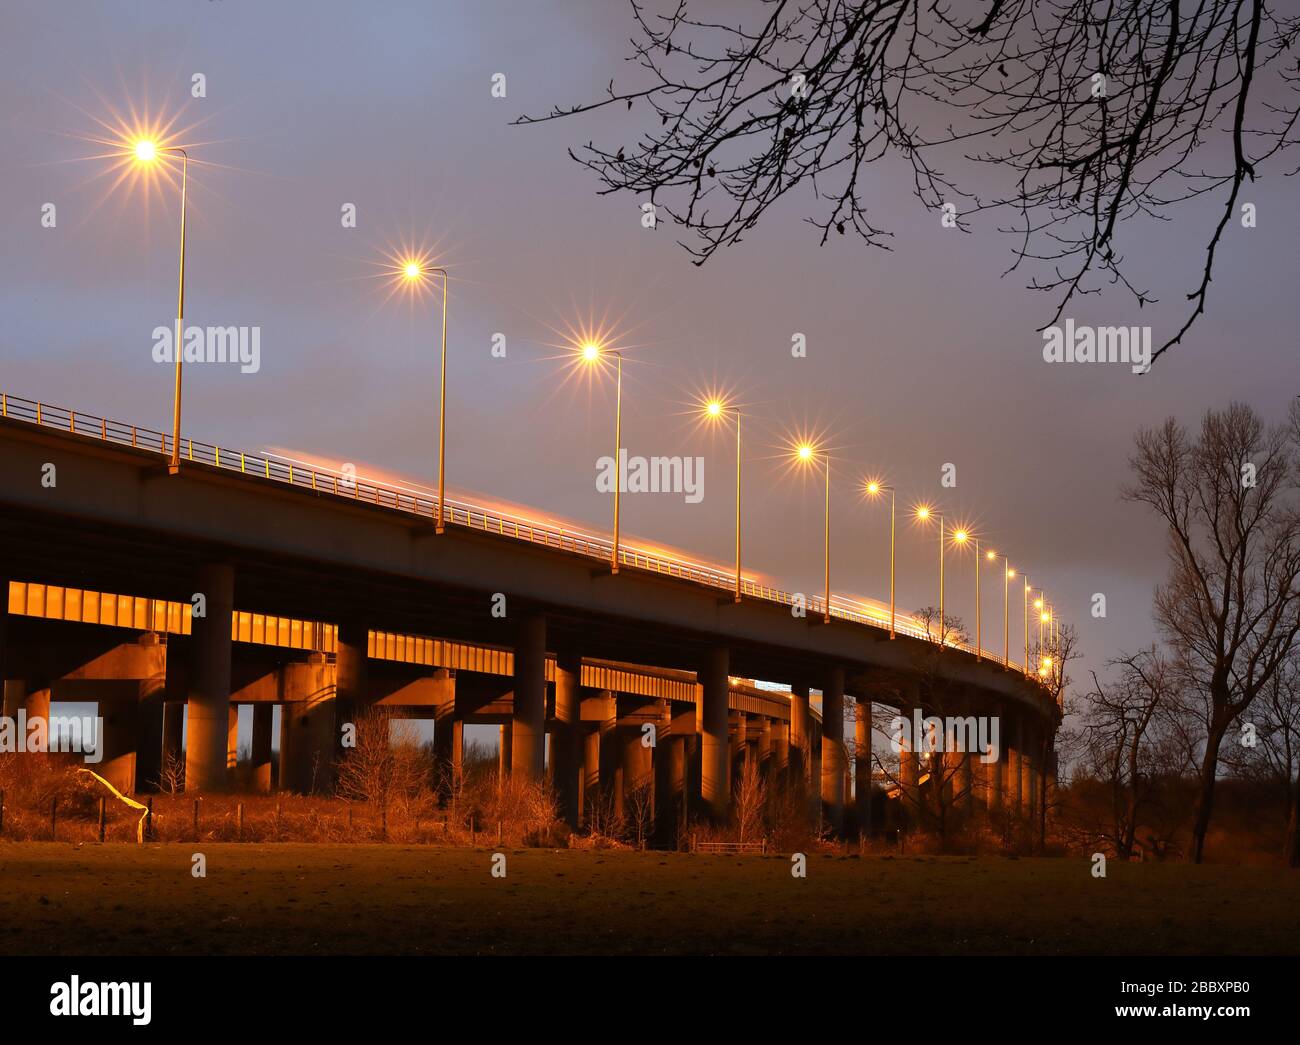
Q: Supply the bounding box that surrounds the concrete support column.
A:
[433,692,460,800]
[897,703,917,822]
[22,686,50,721]
[1,681,23,720]
[821,667,846,831]
[622,726,652,810]
[135,674,165,793]
[552,652,582,828]
[854,699,872,836]
[771,719,789,784]
[162,702,184,774]
[499,724,513,779]
[955,750,972,809]
[0,573,7,687]
[699,645,730,819]
[510,612,546,780]
[185,563,234,792]
[331,620,368,789]
[227,704,240,772]
[100,696,139,796]
[730,710,747,779]
[789,681,811,800]
[251,703,273,792]
[582,724,601,825]
[986,704,1004,813]
[1022,719,1037,823]
[1008,714,1023,818]
[758,717,772,775]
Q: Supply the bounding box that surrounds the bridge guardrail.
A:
[1,391,1056,697]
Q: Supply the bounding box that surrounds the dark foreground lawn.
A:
[0,843,1296,955]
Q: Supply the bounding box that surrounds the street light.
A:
[703,397,742,602]
[794,443,831,623]
[129,137,189,474]
[1023,579,1032,677]
[864,480,895,638]
[994,556,1014,668]
[398,260,451,533]
[581,342,623,573]
[914,505,950,645]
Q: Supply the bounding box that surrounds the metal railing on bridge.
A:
[2,392,1049,689]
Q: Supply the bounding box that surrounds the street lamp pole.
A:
[612,350,623,574]
[433,268,449,533]
[823,452,831,624]
[734,409,742,601]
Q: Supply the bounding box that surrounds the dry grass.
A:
[1,844,1296,956]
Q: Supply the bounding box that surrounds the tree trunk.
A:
[1285,766,1300,869]
[1189,716,1230,864]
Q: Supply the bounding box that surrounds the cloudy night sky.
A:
[3,0,1297,724]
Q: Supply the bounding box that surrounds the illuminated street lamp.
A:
[1023,579,1032,677]
[914,505,951,645]
[581,342,623,573]
[993,556,1014,668]
[794,443,831,623]
[864,480,895,638]
[129,137,189,474]
[703,397,742,602]
[399,260,451,532]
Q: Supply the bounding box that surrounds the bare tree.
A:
[733,755,768,844]
[335,708,429,831]
[519,1,1300,366]
[1081,647,1184,858]
[1124,403,1300,862]
[1228,648,1300,865]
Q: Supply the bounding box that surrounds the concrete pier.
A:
[821,667,845,830]
[699,646,730,818]
[185,563,234,792]
[251,703,273,792]
[510,613,546,780]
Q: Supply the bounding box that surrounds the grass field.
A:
[1,843,1296,955]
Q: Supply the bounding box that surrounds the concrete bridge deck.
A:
[0,392,1059,834]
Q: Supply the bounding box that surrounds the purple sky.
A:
[3,0,1298,736]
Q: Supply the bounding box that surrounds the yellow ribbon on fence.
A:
[77,769,151,843]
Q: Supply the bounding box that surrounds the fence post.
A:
[275,799,282,837]
[146,796,153,841]
[98,797,106,842]
[347,802,353,831]
[237,802,244,841]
